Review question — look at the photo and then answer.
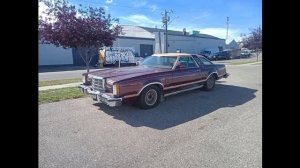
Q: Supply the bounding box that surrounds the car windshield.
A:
[141,56,177,68]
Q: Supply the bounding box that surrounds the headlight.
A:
[113,84,120,95]
[107,79,115,85]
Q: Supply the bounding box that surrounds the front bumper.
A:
[79,84,122,107]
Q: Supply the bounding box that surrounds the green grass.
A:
[39,78,82,87]
[39,87,87,104]
[229,60,262,65]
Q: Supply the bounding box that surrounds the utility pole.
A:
[226,16,229,41]
[162,10,172,53]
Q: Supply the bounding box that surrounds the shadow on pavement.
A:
[93,84,257,130]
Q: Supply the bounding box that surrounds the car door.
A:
[168,56,202,89]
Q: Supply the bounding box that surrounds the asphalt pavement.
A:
[39,63,262,168]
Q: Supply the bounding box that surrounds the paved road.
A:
[39,69,97,81]
[39,64,262,168]
[39,53,262,81]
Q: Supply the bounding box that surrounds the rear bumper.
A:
[79,84,122,107]
[223,73,230,78]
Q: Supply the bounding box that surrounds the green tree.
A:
[39,0,122,73]
[241,26,262,61]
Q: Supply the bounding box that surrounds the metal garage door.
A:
[140,44,153,58]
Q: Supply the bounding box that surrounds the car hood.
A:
[85,66,172,83]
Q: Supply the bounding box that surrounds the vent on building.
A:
[183,28,186,35]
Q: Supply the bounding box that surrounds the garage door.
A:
[140,44,153,58]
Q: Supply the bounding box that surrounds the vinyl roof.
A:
[152,53,192,56]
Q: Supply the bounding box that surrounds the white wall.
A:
[113,38,155,56]
[155,32,226,54]
[39,43,73,65]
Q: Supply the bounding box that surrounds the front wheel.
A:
[203,75,216,91]
[139,85,161,109]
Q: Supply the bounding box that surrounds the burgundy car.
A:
[80,53,229,109]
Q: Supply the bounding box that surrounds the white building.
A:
[39,25,226,66]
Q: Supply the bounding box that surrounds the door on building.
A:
[140,44,153,58]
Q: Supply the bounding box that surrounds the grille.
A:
[92,78,105,92]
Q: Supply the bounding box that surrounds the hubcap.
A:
[207,76,214,88]
[145,89,158,106]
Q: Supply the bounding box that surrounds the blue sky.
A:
[40,0,262,43]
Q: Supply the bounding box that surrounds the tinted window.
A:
[192,55,202,65]
[141,56,177,68]
[178,56,198,68]
[198,57,213,65]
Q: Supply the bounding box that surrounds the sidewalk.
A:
[39,82,82,91]
[39,65,101,73]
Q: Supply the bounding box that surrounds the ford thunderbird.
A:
[80,53,229,109]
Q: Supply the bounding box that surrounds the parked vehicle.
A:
[80,53,229,109]
[214,50,231,60]
[241,48,251,58]
[99,47,143,66]
[199,48,219,61]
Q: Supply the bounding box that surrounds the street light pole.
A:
[226,16,229,41]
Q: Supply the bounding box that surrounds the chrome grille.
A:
[92,78,105,92]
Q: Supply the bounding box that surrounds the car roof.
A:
[152,53,192,57]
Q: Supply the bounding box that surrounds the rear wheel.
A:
[203,75,216,91]
[139,85,161,109]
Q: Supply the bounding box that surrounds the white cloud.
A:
[120,14,160,27]
[149,4,158,12]
[106,0,113,4]
[39,1,56,22]
[38,2,48,18]
[199,27,242,43]
[132,0,148,7]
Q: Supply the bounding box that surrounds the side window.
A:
[187,57,198,68]
[178,56,189,68]
[199,57,213,65]
[192,55,203,65]
[178,56,197,68]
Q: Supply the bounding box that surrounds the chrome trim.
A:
[137,82,164,95]
[165,85,204,97]
[88,74,103,79]
[207,72,218,79]
[171,57,180,70]
[123,94,139,99]
[79,84,122,107]
[165,79,206,90]
[190,55,200,68]
[164,72,218,90]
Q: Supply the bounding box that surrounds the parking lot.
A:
[39,63,262,168]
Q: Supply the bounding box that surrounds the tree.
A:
[241,26,262,61]
[38,0,122,74]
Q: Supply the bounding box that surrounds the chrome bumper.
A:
[223,73,230,78]
[79,84,122,107]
